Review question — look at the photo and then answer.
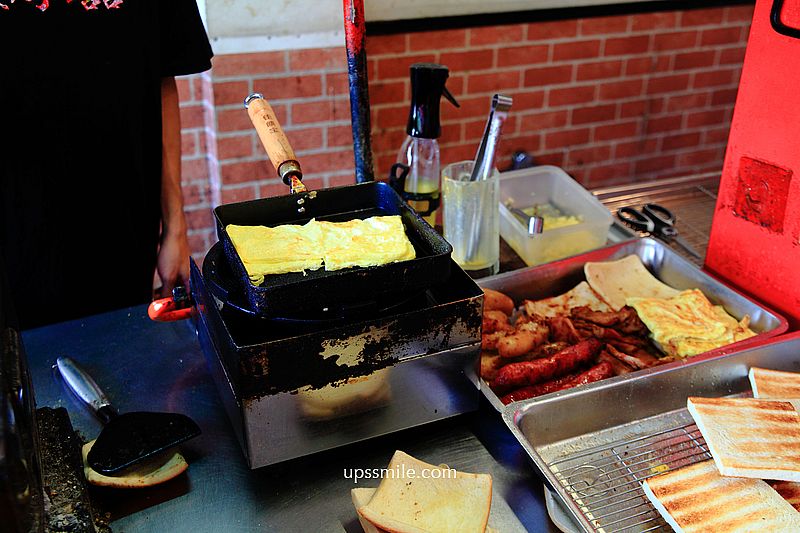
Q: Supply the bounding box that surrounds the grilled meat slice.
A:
[606,343,662,370]
[547,316,582,344]
[597,349,635,375]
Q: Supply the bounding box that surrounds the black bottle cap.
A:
[406,63,459,139]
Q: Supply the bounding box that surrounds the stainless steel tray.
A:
[502,332,800,533]
[478,238,788,411]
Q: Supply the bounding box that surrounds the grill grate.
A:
[547,421,713,532]
[593,173,719,267]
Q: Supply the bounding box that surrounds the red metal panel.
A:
[732,156,793,233]
[706,0,800,328]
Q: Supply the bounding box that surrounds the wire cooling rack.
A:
[547,416,713,532]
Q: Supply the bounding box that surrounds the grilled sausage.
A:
[500,361,614,404]
[483,288,515,315]
[491,338,603,393]
[568,360,615,386]
[500,374,576,404]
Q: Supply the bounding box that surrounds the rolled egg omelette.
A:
[627,289,756,358]
[227,215,416,285]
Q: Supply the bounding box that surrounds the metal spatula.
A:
[56,356,201,475]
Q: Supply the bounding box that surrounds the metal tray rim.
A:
[478,237,789,412]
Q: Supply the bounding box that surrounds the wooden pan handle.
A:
[245,93,305,193]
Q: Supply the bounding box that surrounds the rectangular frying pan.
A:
[213,94,452,317]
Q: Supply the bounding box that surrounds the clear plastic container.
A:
[498,165,612,266]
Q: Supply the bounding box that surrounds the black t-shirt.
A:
[0,0,212,329]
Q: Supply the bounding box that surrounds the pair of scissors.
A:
[616,203,702,259]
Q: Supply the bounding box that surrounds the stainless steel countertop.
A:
[23,307,553,532]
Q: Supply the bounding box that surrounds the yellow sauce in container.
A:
[522,203,583,231]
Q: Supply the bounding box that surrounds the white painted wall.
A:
[203,0,648,54]
[365,0,644,21]
[205,0,344,54]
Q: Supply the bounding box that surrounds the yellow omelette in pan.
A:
[227,215,416,285]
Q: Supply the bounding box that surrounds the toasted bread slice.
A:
[584,254,679,311]
[82,439,187,488]
[351,487,500,533]
[352,488,388,533]
[770,481,800,512]
[357,450,492,533]
[687,397,800,481]
[750,367,800,400]
[642,460,800,532]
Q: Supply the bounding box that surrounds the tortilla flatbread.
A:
[523,281,609,318]
[584,255,679,311]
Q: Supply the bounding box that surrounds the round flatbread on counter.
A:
[351,453,500,533]
[352,488,389,533]
[352,487,500,533]
[82,439,188,488]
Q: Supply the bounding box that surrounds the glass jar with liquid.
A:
[396,137,440,226]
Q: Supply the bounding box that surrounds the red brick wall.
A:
[178,3,755,259]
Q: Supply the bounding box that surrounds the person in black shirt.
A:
[0,0,213,329]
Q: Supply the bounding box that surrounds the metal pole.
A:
[343,0,375,183]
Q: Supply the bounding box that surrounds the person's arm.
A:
[157,76,190,297]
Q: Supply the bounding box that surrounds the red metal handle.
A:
[148,297,192,322]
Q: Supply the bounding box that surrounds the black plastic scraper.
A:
[56,356,201,475]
